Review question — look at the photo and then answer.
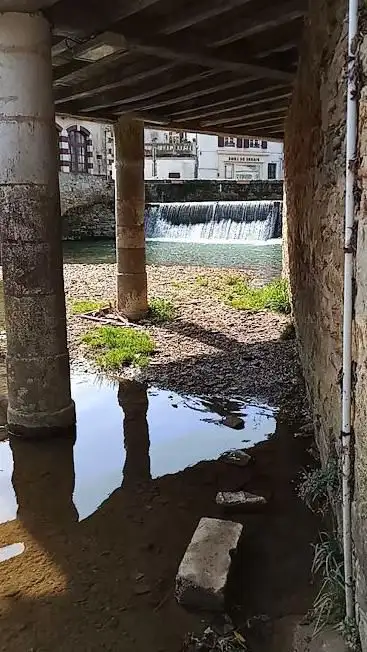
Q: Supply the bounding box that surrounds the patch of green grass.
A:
[82,326,155,371]
[71,299,107,315]
[225,278,291,314]
[196,275,209,288]
[149,297,175,323]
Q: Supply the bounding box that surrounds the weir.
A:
[145,200,283,242]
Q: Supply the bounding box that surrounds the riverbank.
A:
[64,263,307,423]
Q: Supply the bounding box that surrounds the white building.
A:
[55,117,284,182]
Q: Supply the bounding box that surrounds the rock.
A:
[219,450,252,467]
[222,415,245,430]
[175,517,243,611]
[216,491,267,509]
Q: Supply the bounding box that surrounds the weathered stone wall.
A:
[59,172,284,240]
[60,172,115,239]
[285,0,367,646]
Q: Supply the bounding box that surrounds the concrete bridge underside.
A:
[0,0,307,435]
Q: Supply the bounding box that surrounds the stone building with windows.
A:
[55,118,283,182]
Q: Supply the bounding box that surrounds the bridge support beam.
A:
[0,12,75,437]
[114,117,148,320]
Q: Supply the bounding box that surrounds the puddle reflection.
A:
[0,373,277,524]
[0,542,25,563]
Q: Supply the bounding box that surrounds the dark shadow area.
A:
[0,343,319,652]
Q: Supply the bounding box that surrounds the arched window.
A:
[68,126,88,173]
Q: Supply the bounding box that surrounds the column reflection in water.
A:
[118,379,151,488]
[10,436,78,530]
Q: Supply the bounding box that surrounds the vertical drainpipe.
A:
[342,0,359,621]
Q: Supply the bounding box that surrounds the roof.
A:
[45,0,307,139]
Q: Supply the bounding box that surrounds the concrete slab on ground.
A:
[175,517,243,611]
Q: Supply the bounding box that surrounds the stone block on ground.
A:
[216,491,267,509]
[175,517,243,611]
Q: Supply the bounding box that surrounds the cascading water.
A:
[145,200,282,242]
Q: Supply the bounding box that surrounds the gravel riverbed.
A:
[64,264,308,422]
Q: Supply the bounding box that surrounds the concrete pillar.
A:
[114,117,148,320]
[0,12,75,437]
[118,380,151,487]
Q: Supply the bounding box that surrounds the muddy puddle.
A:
[0,372,276,523]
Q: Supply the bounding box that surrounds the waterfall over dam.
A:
[145,200,282,242]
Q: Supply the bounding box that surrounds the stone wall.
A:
[60,172,115,240]
[60,172,284,239]
[285,0,367,646]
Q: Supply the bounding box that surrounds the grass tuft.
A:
[297,459,340,513]
[311,532,345,635]
[71,299,108,315]
[196,275,209,288]
[148,297,175,323]
[225,278,291,314]
[82,326,155,371]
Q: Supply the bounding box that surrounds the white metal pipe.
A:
[342,0,358,621]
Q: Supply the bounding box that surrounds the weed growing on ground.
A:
[225,278,291,314]
[71,299,108,315]
[82,326,155,370]
[149,297,175,323]
[311,532,345,634]
[196,275,209,287]
[297,459,340,513]
[337,618,361,651]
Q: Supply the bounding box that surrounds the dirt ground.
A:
[0,418,321,652]
[64,264,307,421]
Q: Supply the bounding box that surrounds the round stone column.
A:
[114,117,148,320]
[0,12,75,436]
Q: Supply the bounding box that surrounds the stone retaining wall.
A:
[60,172,284,240]
[285,0,367,647]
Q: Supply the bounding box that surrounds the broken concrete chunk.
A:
[216,491,267,509]
[219,450,252,467]
[175,517,243,611]
[222,415,245,430]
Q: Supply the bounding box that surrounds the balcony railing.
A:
[144,142,196,157]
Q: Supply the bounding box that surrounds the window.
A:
[261,141,268,149]
[224,137,235,147]
[68,127,88,173]
[249,139,260,148]
[237,138,243,148]
[168,172,181,179]
[244,139,249,148]
[218,136,224,147]
[268,163,277,179]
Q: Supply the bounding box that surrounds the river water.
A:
[63,239,282,277]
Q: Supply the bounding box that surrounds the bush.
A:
[149,297,175,323]
[82,326,155,371]
[225,278,291,314]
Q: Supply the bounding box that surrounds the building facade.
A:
[55,117,284,181]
